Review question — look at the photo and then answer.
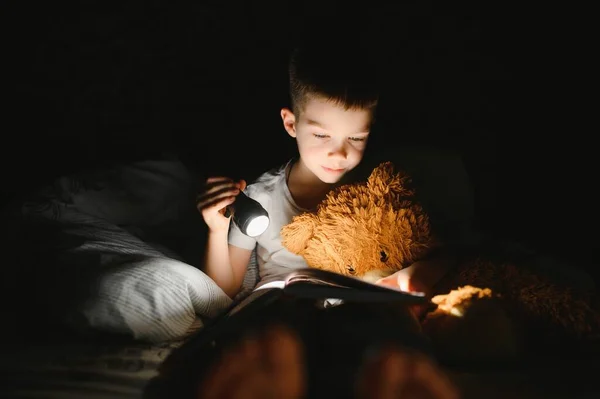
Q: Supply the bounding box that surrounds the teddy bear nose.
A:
[380,250,388,262]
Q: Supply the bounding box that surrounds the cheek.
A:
[297,139,324,160]
[347,146,366,166]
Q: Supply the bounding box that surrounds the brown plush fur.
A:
[281,162,435,279]
[281,162,600,361]
[429,285,494,317]
[435,257,600,340]
[422,286,522,364]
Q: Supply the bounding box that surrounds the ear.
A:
[280,213,317,255]
[367,162,412,196]
[280,108,297,138]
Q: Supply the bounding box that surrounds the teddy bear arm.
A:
[280,214,318,255]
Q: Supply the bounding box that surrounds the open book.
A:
[253,267,427,304]
[157,268,430,388]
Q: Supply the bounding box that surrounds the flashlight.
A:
[230,191,270,237]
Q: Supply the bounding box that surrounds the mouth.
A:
[322,166,345,174]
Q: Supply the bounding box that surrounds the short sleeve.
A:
[228,215,258,250]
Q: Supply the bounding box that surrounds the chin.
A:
[308,163,350,184]
[319,175,343,184]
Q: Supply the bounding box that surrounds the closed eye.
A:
[347,265,356,274]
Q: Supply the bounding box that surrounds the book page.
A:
[254,280,286,291]
[253,268,426,304]
[285,268,425,297]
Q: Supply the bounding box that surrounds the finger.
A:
[239,179,247,191]
[198,196,236,217]
[200,179,240,196]
[198,181,239,197]
[212,197,236,215]
[375,275,400,289]
[204,176,245,190]
[376,275,412,293]
[200,183,239,199]
[197,188,239,210]
[205,176,235,184]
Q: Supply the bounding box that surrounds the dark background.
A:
[2,2,596,281]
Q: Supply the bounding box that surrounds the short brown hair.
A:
[288,43,380,116]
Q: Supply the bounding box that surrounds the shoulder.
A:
[246,160,291,196]
[243,160,292,211]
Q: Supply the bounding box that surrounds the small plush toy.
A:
[281,162,600,363]
[421,285,522,364]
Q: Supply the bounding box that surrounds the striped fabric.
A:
[16,156,258,343]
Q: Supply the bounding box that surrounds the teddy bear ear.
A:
[280,213,317,255]
[368,161,395,183]
[367,161,409,195]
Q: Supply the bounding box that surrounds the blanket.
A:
[5,155,258,343]
[0,333,189,399]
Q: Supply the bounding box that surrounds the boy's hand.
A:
[375,268,428,294]
[375,267,433,319]
[197,177,246,233]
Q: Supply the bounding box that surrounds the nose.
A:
[327,140,348,160]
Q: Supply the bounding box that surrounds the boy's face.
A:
[281,95,372,184]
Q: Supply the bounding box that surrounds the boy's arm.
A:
[203,230,253,298]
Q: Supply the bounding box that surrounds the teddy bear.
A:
[280,161,600,364]
[281,161,437,283]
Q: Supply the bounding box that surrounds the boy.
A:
[197,43,454,301]
[197,43,380,298]
[192,43,459,398]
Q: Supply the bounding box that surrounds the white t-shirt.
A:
[228,159,310,287]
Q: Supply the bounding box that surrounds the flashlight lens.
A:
[246,215,269,237]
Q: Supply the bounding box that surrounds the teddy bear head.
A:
[281,162,437,282]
